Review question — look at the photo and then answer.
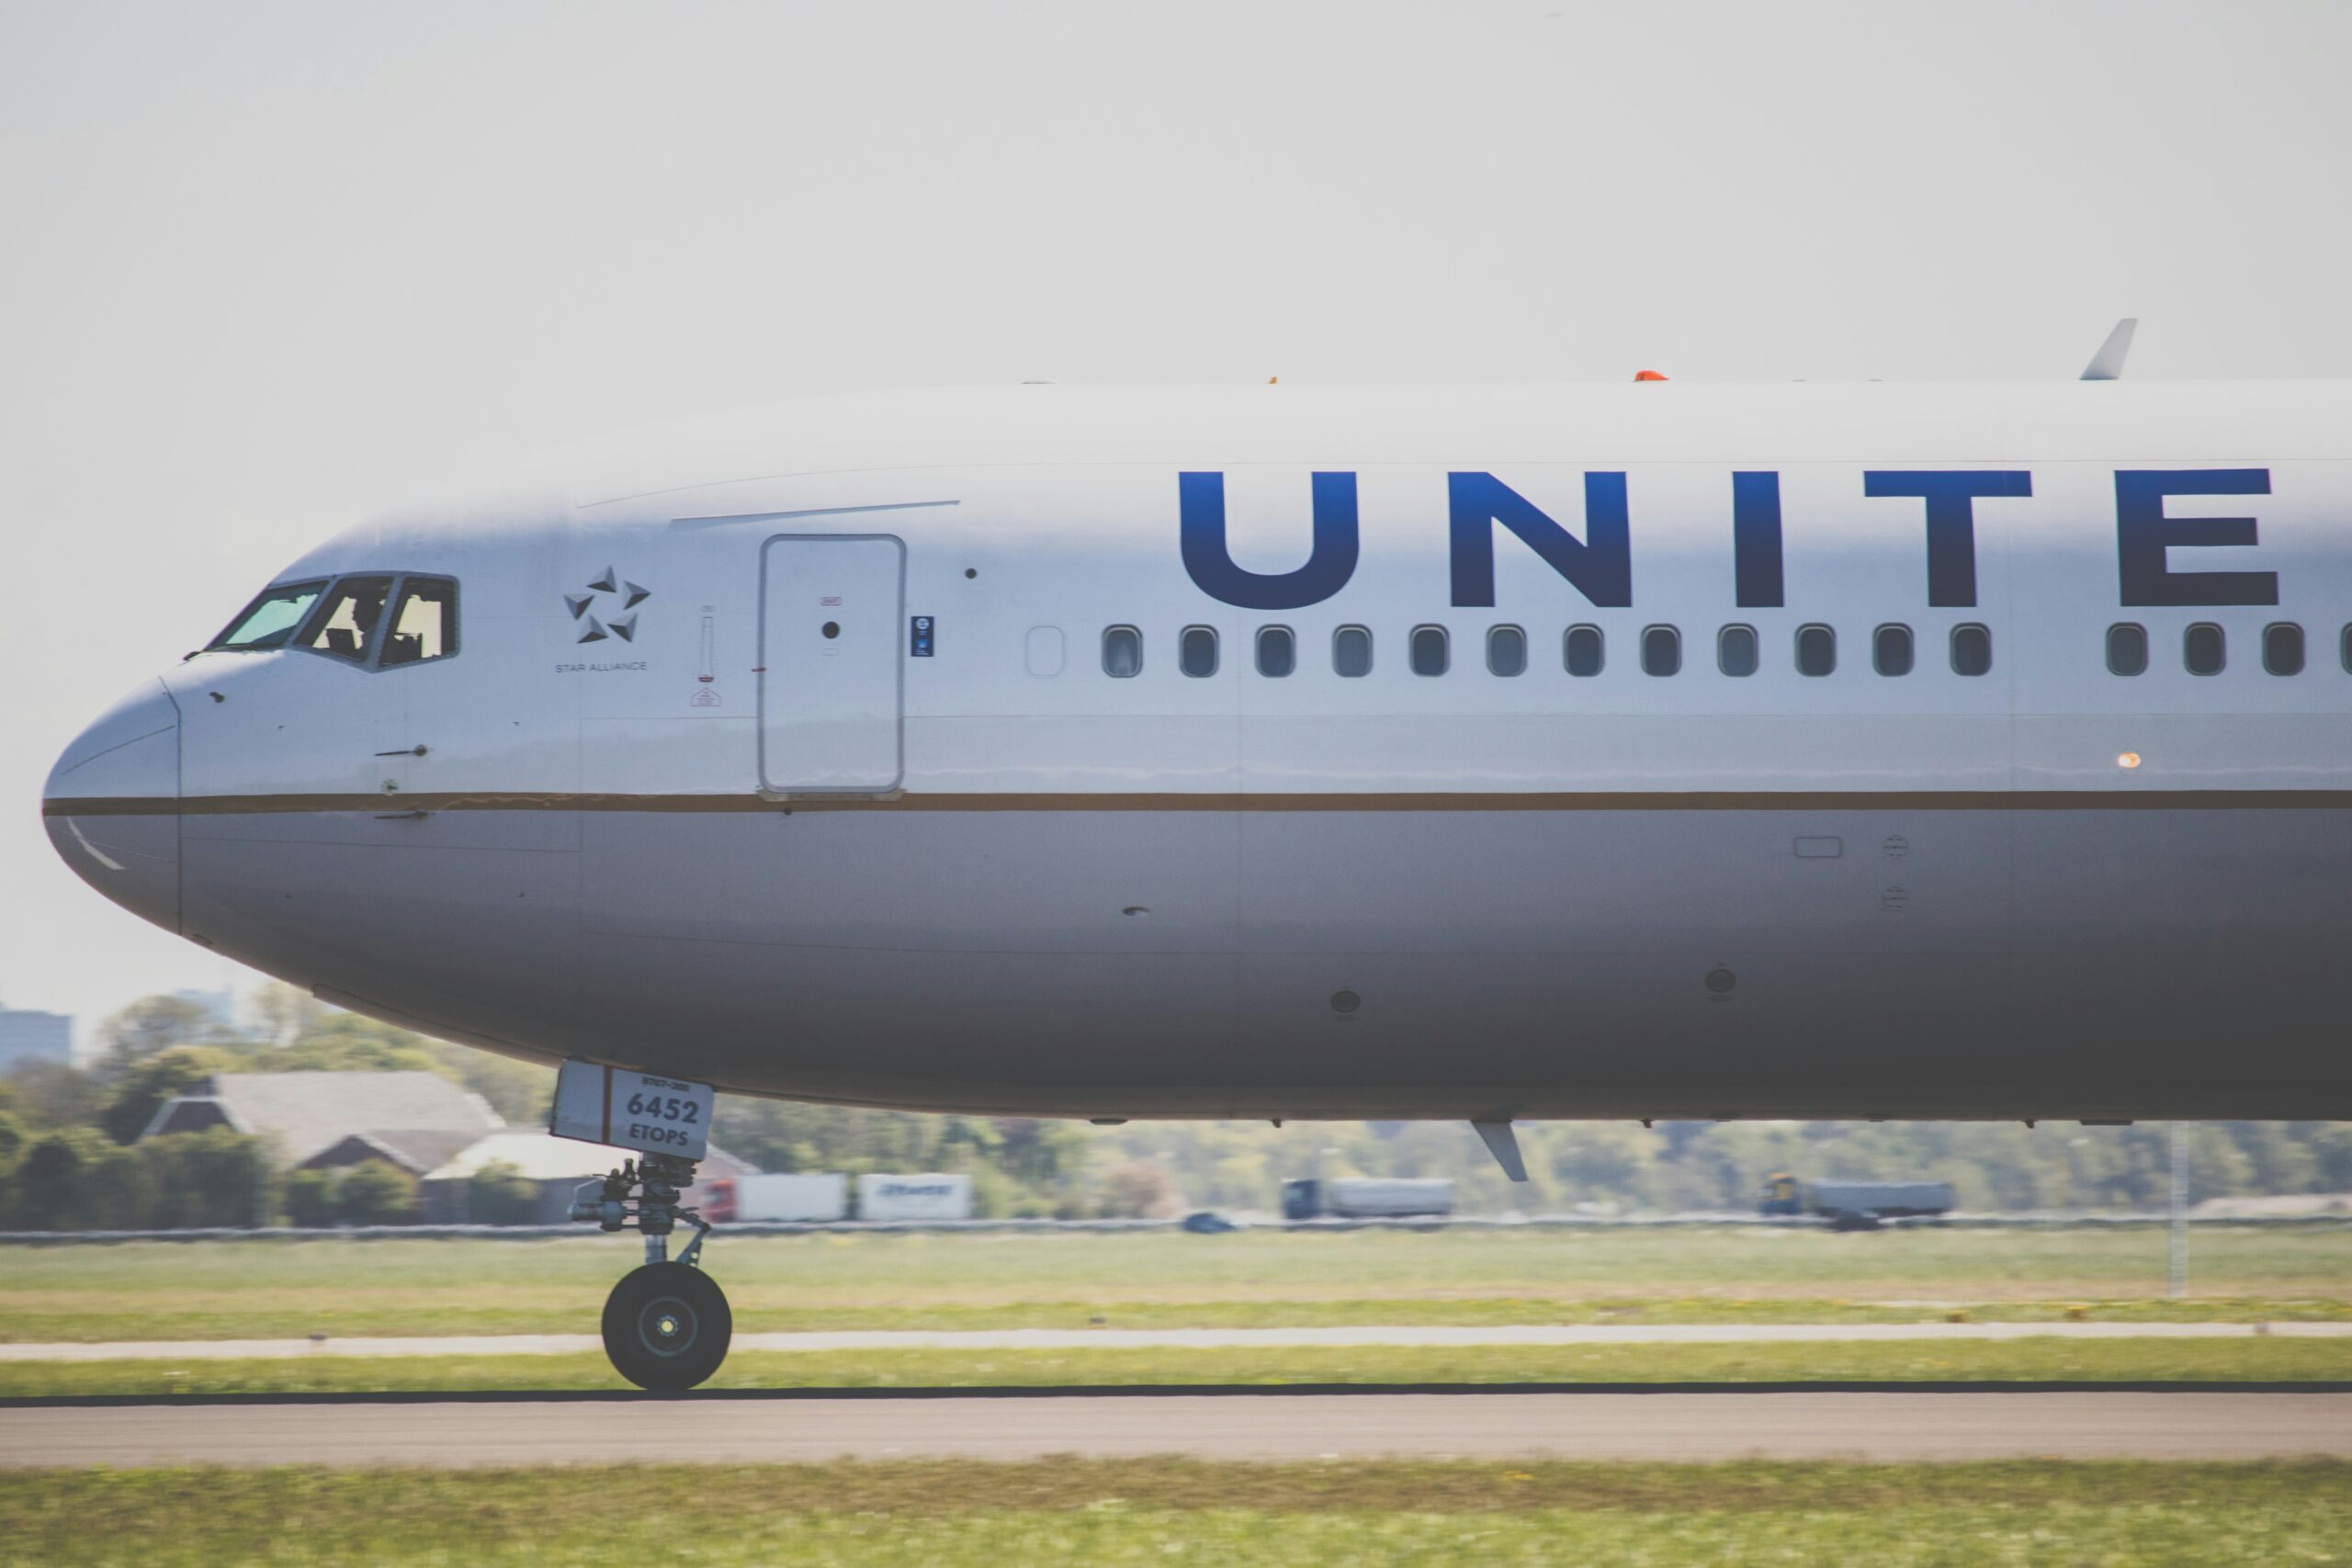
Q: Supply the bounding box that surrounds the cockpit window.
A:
[382,577,458,667]
[300,576,396,663]
[208,581,328,651]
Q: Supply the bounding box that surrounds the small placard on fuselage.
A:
[910,615,934,657]
[549,1060,712,1162]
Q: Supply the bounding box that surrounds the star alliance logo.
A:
[564,568,650,644]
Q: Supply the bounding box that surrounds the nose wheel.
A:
[569,1151,732,1391]
[603,1260,732,1392]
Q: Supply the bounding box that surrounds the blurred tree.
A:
[98,1045,239,1145]
[991,1119,1092,1190]
[6,1060,105,1130]
[2227,1122,2318,1196]
[0,1109,27,1172]
[282,1168,340,1228]
[2308,1124,2352,1192]
[1101,1159,1179,1218]
[137,1129,277,1228]
[248,1013,440,1075]
[336,1160,421,1225]
[247,982,323,1047]
[0,1108,26,1221]
[465,1161,539,1225]
[94,996,214,1079]
[12,1128,151,1228]
[423,1045,553,1126]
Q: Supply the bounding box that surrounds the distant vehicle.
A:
[1282,1177,1454,1221]
[706,1172,849,1224]
[1759,1172,1956,1229]
[1181,1211,1238,1235]
[857,1173,974,1222]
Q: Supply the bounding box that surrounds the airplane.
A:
[43,322,2352,1386]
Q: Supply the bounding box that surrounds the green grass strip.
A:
[3,1461,2346,1568]
[6,1226,2351,1343]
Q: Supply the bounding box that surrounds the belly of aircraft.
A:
[176,803,2352,1122]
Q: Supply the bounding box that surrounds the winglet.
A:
[2081,318,2137,381]
[1472,1120,1528,1182]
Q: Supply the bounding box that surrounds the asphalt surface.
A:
[6,1320,2345,1362]
[6,1391,2346,1465]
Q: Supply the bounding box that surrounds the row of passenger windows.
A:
[1101,622,1993,679]
[2105,621,2329,677]
[1105,621,2351,680]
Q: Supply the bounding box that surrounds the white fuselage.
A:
[42,381,2352,1121]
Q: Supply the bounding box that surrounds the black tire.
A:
[602,1261,731,1392]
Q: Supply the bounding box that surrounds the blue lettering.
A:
[1732,471,1784,608]
[2115,469,2277,607]
[1179,471,1358,610]
[1448,471,1632,608]
[1862,470,2031,608]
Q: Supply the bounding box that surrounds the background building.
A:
[0,1005,73,1070]
[142,1070,505,1178]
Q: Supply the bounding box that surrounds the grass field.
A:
[4,1226,2348,1344]
[4,1461,2344,1566]
[4,1337,2349,1399]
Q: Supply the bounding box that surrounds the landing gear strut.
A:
[569,1152,731,1390]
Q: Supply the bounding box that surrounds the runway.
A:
[5,1319,2345,1361]
[6,1390,2347,1466]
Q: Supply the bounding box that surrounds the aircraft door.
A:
[758,535,905,794]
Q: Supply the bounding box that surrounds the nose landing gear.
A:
[570,1152,731,1391]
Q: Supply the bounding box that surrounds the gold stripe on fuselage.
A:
[41,789,2352,816]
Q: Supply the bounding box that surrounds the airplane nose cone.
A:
[42,680,182,933]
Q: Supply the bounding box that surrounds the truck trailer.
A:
[1282,1178,1454,1221]
[705,1172,849,1224]
[856,1173,975,1222]
[1758,1173,1956,1229]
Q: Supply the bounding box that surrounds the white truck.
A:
[856,1172,975,1222]
[710,1172,849,1223]
[1281,1177,1454,1221]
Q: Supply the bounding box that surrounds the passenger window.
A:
[1256,626,1295,678]
[2184,622,2225,676]
[1873,624,1913,676]
[2108,623,2148,676]
[2343,624,2352,673]
[1564,625,1604,677]
[2263,622,2304,676]
[1486,626,1526,677]
[301,576,395,663]
[1409,626,1449,676]
[1950,623,1991,677]
[381,578,458,668]
[1641,625,1680,676]
[1795,623,1836,677]
[1102,626,1142,677]
[1717,625,1758,677]
[1180,626,1219,678]
[1333,625,1373,677]
[209,580,329,652]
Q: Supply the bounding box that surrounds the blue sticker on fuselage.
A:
[910,615,934,657]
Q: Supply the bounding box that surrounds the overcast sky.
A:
[5,0,2348,1043]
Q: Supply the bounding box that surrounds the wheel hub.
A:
[638,1294,698,1357]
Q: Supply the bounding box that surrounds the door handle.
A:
[374,745,429,757]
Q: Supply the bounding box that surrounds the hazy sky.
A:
[5,0,2349,1043]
